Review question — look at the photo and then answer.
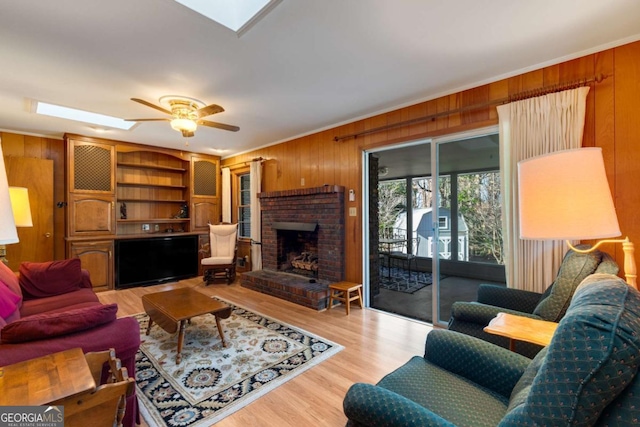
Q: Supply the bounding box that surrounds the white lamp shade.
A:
[9,187,33,227]
[518,147,621,240]
[0,142,18,244]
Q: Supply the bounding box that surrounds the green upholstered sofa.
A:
[343,273,640,426]
[448,247,618,357]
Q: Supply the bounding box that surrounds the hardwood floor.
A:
[97,277,433,426]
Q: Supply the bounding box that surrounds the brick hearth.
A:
[241,185,345,310]
[241,270,330,310]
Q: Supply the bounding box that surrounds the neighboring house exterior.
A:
[393,207,469,260]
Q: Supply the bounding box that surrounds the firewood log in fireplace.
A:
[291,252,318,271]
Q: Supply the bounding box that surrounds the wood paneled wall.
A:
[0,133,66,260]
[223,40,640,284]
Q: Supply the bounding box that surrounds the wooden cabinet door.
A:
[69,240,113,291]
[68,139,115,194]
[4,157,54,271]
[193,198,219,230]
[68,194,115,236]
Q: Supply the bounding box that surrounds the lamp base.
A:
[0,244,7,266]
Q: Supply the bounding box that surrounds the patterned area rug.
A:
[379,267,433,294]
[134,297,343,427]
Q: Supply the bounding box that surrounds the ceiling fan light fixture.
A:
[170,118,197,133]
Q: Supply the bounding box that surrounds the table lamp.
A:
[0,186,33,266]
[518,147,637,289]
[9,187,33,228]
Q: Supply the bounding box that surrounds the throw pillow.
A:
[19,258,83,300]
[0,303,118,344]
[0,260,21,301]
[532,247,601,322]
[0,279,21,319]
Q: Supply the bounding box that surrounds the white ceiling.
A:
[1,0,639,158]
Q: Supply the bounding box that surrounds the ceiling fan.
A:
[126,95,239,137]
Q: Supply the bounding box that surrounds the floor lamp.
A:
[0,141,18,265]
[518,147,637,290]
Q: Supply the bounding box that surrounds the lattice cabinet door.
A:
[66,137,116,236]
[191,156,220,230]
[69,139,115,193]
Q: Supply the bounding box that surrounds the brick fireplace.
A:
[241,185,345,309]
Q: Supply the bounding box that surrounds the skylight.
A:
[174,0,281,35]
[35,101,135,130]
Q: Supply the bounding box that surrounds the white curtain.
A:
[221,167,231,223]
[498,87,590,292]
[250,160,262,270]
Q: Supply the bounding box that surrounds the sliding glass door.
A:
[366,127,505,327]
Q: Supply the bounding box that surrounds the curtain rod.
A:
[222,157,265,169]
[334,73,609,142]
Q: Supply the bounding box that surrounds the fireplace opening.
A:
[277,229,319,278]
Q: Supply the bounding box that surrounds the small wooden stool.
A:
[328,281,363,315]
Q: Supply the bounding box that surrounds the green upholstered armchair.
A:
[343,274,640,426]
[448,247,618,357]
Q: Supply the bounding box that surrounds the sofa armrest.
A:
[424,329,531,399]
[344,383,456,427]
[450,301,542,326]
[477,284,542,313]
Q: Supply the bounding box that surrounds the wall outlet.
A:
[301,177,305,186]
[142,224,150,231]
[349,207,357,216]
[154,224,160,232]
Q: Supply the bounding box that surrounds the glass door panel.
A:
[434,133,505,326]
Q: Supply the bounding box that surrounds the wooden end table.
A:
[142,287,232,364]
[0,348,96,406]
[484,312,558,351]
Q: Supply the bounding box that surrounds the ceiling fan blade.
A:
[196,103,224,118]
[198,120,240,132]
[131,98,172,115]
[124,118,171,122]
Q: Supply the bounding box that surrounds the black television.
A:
[115,234,199,289]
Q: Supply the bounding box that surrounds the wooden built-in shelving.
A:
[116,149,191,236]
[65,134,222,290]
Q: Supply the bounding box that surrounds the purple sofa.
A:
[0,259,140,427]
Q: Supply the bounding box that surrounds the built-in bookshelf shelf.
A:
[117,198,187,203]
[117,162,187,172]
[117,218,191,223]
[117,182,187,189]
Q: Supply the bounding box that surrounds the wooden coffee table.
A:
[142,287,232,363]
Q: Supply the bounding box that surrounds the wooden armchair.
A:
[52,349,134,427]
